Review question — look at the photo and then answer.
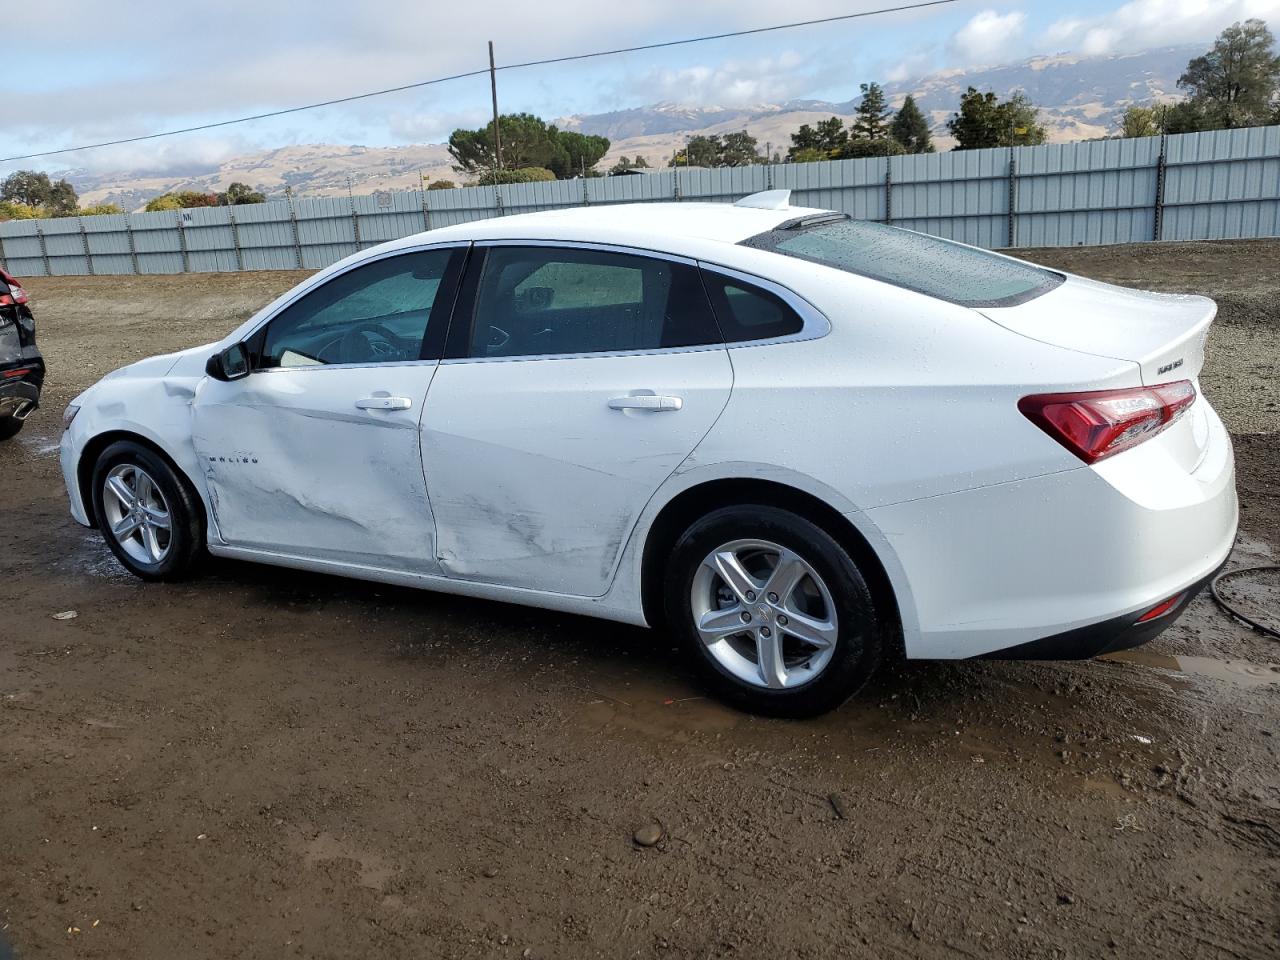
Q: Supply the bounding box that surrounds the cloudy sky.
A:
[6,0,1279,176]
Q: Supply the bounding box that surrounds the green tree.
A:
[719,131,762,166]
[672,132,761,167]
[890,95,934,153]
[1,170,78,215]
[947,88,1046,149]
[0,200,37,221]
[787,117,847,160]
[1157,100,1209,134]
[1118,105,1160,138]
[851,83,891,141]
[548,130,610,178]
[426,179,456,190]
[1179,19,1280,129]
[840,137,906,159]
[609,156,635,175]
[144,191,219,212]
[476,166,557,185]
[448,114,610,178]
[75,203,123,217]
[631,155,650,168]
[218,182,266,205]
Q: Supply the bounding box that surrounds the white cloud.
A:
[949,10,1028,64]
[1042,0,1280,56]
[636,51,819,107]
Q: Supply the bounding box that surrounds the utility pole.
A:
[489,41,503,174]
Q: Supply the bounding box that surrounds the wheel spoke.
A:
[141,523,163,562]
[756,629,788,688]
[711,551,762,605]
[695,605,749,645]
[111,514,141,540]
[780,610,838,650]
[764,551,808,605]
[143,505,171,529]
[106,475,134,509]
[133,471,153,505]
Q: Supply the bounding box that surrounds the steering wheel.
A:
[338,321,404,364]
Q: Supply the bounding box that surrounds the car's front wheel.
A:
[664,505,884,718]
[91,440,205,581]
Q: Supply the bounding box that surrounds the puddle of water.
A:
[1104,649,1280,689]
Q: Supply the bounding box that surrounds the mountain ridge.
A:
[69,44,1199,210]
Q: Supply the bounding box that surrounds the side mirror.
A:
[205,343,250,382]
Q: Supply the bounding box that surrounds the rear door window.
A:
[741,218,1063,307]
[464,246,721,359]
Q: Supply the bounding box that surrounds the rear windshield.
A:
[740,218,1064,308]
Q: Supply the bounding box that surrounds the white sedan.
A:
[59,191,1238,716]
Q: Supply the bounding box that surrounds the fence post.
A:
[1153,136,1167,242]
[582,174,590,207]
[421,187,431,232]
[494,185,504,218]
[0,231,8,272]
[349,198,362,254]
[228,209,244,272]
[175,212,191,272]
[124,215,140,275]
[1006,153,1018,248]
[884,162,893,225]
[78,217,94,276]
[36,228,50,277]
[674,169,682,201]
[286,188,303,269]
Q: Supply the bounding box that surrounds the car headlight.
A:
[62,404,80,430]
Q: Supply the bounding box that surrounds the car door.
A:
[421,242,733,597]
[191,245,465,573]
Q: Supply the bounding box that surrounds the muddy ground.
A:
[1,239,1277,959]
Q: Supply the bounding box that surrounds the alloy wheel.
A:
[690,538,839,690]
[102,463,173,565]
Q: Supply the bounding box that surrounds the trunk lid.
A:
[978,273,1215,387]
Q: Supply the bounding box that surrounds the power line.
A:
[2,0,958,164]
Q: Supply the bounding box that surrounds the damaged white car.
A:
[60,191,1237,716]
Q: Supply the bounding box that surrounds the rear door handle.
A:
[355,396,412,410]
[607,395,683,412]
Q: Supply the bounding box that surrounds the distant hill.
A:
[69,44,1198,210]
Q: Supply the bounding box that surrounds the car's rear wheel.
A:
[91,440,204,581]
[0,415,23,441]
[664,505,883,718]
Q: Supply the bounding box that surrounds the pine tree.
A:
[851,83,891,140]
[889,95,933,153]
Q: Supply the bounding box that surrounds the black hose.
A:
[1210,565,1280,639]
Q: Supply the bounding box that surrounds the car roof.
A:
[385,201,833,256]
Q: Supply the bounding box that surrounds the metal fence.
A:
[3,125,1278,277]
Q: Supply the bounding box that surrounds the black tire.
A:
[0,415,23,441]
[664,505,883,719]
[90,440,205,581]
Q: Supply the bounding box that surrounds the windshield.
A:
[741,218,1064,308]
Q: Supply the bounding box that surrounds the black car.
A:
[0,267,44,440]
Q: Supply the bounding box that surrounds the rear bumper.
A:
[864,399,1238,659]
[0,375,40,420]
[978,564,1219,660]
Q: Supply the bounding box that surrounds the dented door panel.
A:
[422,350,732,597]
[192,364,441,572]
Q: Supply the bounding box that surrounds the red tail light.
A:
[0,273,27,306]
[1019,380,1196,464]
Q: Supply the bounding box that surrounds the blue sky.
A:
[5,0,1276,176]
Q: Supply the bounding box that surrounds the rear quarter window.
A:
[701,272,804,343]
[741,218,1064,308]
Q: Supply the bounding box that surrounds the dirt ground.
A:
[1,239,1277,960]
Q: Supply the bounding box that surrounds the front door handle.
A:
[355,396,412,410]
[607,395,683,412]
